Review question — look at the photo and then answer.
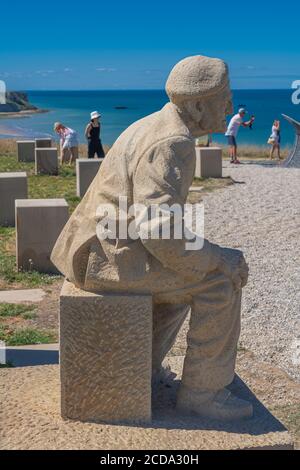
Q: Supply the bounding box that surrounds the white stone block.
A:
[35,138,52,148]
[195,147,222,178]
[15,198,69,273]
[17,141,35,162]
[35,148,58,175]
[76,158,103,197]
[60,280,153,424]
[0,172,27,226]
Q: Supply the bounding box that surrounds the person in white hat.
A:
[85,111,105,159]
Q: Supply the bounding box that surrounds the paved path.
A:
[4,343,59,367]
[0,288,45,304]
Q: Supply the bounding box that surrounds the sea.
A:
[0,89,299,147]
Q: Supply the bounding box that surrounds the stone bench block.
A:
[60,280,152,424]
[35,148,58,175]
[0,172,27,226]
[35,138,52,148]
[76,158,103,197]
[15,198,69,273]
[17,141,35,162]
[195,147,222,178]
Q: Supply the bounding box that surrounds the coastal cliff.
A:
[0,91,43,114]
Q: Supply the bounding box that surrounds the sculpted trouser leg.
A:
[180,270,241,394]
[152,269,241,393]
[152,303,190,373]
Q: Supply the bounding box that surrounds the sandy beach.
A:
[0,109,48,119]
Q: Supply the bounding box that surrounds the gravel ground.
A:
[202,162,300,381]
[1,353,296,450]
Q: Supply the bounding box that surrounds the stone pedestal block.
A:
[195,147,222,178]
[76,158,103,197]
[35,148,58,175]
[15,199,69,273]
[0,172,27,226]
[60,280,153,424]
[17,141,35,162]
[35,138,52,148]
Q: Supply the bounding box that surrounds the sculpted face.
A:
[181,85,233,137]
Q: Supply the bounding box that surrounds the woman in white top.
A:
[54,122,79,165]
[268,120,281,160]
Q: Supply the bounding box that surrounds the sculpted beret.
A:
[166,55,230,102]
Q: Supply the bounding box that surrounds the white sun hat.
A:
[90,111,101,120]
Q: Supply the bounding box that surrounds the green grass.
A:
[214,143,290,160]
[0,154,35,173]
[28,174,80,213]
[189,177,234,203]
[0,225,14,240]
[0,303,37,319]
[59,165,76,177]
[0,325,57,346]
[0,153,80,213]
[0,361,14,368]
[193,176,233,192]
[0,153,81,287]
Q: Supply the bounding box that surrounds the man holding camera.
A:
[225,108,255,163]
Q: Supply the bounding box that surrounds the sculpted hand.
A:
[216,247,249,290]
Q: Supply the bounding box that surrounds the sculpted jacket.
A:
[51,103,218,292]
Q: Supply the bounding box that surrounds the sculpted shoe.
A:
[176,386,253,421]
[152,365,177,386]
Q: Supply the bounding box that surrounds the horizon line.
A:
[17,88,295,92]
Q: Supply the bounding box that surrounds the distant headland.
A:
[0,91,48,118]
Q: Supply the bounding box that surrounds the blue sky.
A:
[1,0,299,90]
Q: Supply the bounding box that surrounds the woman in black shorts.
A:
[85,111,105,158]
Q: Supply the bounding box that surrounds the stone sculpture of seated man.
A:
[51,55,252,421]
